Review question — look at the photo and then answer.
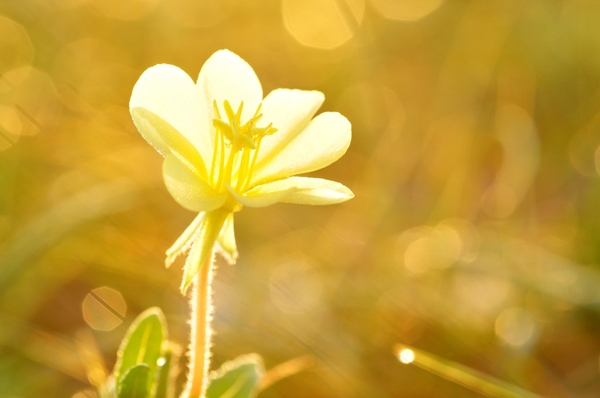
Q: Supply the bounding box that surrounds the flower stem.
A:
[181,250,215,398]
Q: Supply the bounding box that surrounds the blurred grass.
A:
[395,343,542,398]
[2,0,600,397]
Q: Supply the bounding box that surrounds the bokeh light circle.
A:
[402,224,462,273]
[82,286,126,331]
[1,66,61,137]
[370,0,443,21]
[0,16,34,74]
[0,105,22,150]
[283,0,364,49]
[54,38,133,111]
[495,307,536,348]
[89,0,159,21]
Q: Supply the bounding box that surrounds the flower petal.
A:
[256,88,324,163]
[163,155,227,212]
[196,50,263,124]
[131,107,207,178]
[246,177,354,206]
[227,183,295,208]
[130,64,212,171]
[278,177,354,205]
[251,112,352,185]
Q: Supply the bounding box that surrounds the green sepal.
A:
[165,212,205,268]
[216,212,238,265]
[117,364,150,398]
[113,308,167,394]
[181,208,230,293]
[206,354,265,398]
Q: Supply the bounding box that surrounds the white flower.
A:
[130,50,353,292]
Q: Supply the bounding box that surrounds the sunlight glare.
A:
[399,348,415,364]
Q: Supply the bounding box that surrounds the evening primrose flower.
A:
[130,50,353,293]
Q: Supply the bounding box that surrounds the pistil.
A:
[211,100,277,196]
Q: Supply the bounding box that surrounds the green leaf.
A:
[113,308,167,395]
[118,364,150,398]
[206,354,265,398]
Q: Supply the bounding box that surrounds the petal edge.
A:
[163,155,227,212]
[246,176,354,206]
[197,50,263,125]
[130,64,213,167]
[251,112,351,185]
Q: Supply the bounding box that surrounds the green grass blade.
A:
[394,344,541,398]
[153,343,181,398]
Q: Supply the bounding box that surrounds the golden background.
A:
[1,0,600,397]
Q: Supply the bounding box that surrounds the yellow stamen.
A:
[235,147,251,191]
[210,127,219,184]
[211,100,278,195]
[240,136,262,192]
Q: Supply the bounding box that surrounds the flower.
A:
[130,50,353,292]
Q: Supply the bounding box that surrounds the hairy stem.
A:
[181,251,215,398]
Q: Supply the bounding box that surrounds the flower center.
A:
[209,100,277,194]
